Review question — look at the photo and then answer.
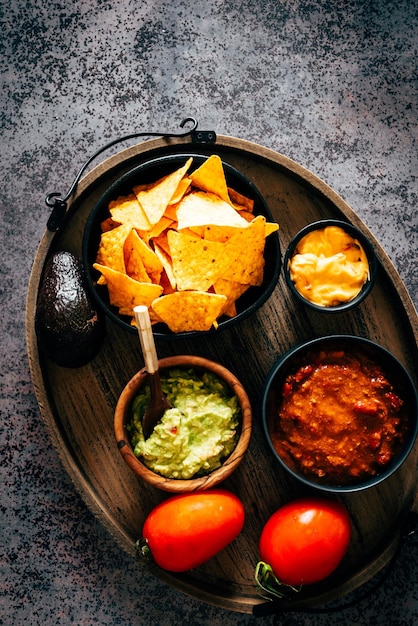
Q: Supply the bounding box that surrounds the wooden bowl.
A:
[262,335,418,493]
[284,219,377,312]
[82,153,281,339]
[114,355,252,492]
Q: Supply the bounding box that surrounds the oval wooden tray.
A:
[26,135,418,615]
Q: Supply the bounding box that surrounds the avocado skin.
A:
[35,250,106,368]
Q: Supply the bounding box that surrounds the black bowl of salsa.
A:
[262,335,418,493]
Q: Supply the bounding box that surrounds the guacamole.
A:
[127,367,240,479]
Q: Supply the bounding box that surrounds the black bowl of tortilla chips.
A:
[82,153,281,339]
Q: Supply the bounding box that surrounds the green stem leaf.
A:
[254,561,301,601]
[135,538,153,562]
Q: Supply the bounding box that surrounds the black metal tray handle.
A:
[45,117,216,232]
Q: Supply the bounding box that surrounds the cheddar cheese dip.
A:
[289,225,369,307]
[271,349,407,485]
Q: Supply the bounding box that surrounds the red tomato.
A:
[259,498,351,586]
[142,489,245,572]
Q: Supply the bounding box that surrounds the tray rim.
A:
[26,133,418,614]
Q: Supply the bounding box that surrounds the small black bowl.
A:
[262,335,418,493]
[82,153,281,339]
[284,219,377,313]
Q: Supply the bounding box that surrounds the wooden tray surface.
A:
[26,135,418,614]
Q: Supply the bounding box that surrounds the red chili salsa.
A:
[270,349,408,485]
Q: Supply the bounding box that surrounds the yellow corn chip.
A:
[93,263,163,312]
[228,187,255,212]
[123,232,152,283]
[101,216,121,232]
[153,242,176,290]
[151,291,227,333]
[238,214,278,237]
[109,194,151,231]
[167,230,228,291]
[168,176,192,205]
[151,230,171,256]
[222,300,237,318]
[137,215,174,244]
[119,307,136,317]
[178,226,205,238]
[213,278,250,317]
[176,191,248,231]
[265,221,279,236]
[159,270,177,295]
[164,203,179,221]
[240,210,255,223]
[133,157,193,225]
[203,224,241,243]
[222,215,266,286]
[123,228,163,279]
[124,250,150,283]
[189,155,231,203]
[96,223,132,273]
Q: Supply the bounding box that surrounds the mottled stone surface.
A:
[1,0,417,624]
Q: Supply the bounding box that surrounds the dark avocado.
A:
[35,250,106,368]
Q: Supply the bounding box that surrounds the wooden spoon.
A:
[134,305,172,439]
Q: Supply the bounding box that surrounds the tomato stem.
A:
[135,538,153,563]
[255,561,301,601]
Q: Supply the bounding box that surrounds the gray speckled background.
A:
[1,1,417,625]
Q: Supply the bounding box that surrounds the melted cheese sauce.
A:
[289,226,369,307]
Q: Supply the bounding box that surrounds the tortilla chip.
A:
[184,225,205,238]
[213,278,250,317]
[240,210,255,223]
[96,223,132,273]
[151,230,171,256]
[159,270,177,295]
[124,228,163,278]
[178,226,205,238]
[133,157,193,225]
[109,194,151,231]
[124,250,151,283]
[167,230,228,291]
[137,215,174,245]
[222,215,266,286]
[203,224,241,243]
[123,232,152,283]
[93,263,163,312]
[101,216,121,232]
[265,221,279,236]
[176,191,248,231]
[153,242,176,290]
[189,155,230,203]
[228,187,255,212]
[221,300,237,318]
[164,203,179,221]
[151,291,227,333]
[168,176,192,205]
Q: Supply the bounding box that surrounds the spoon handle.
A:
[134,306,158,374]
